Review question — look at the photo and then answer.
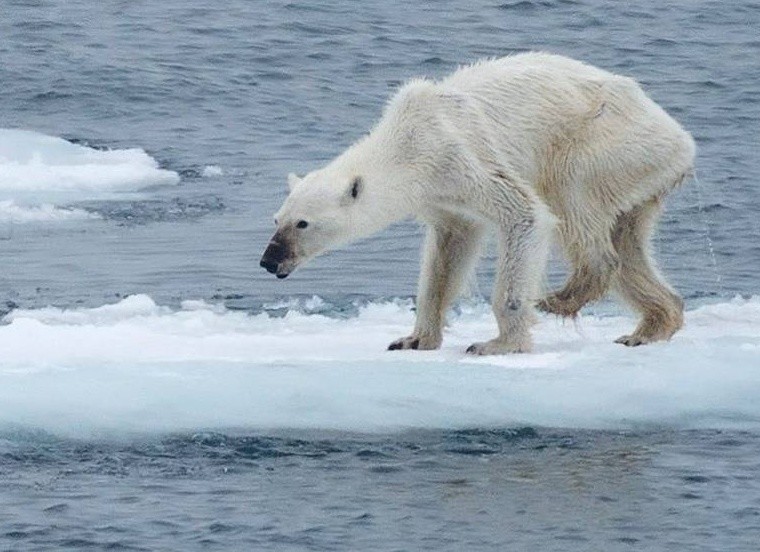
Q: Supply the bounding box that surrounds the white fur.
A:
[269,53,695,354]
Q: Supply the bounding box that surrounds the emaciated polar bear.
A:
[260,53,695,354]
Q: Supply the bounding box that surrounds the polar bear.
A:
[260,52,695,354]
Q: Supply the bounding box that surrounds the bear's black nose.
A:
[260,258,279,274]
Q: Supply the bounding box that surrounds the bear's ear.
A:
[287,173,301,191]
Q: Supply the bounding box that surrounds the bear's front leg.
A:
[466,190,553,355]
[465,298,536,354]
[389,215,484,351]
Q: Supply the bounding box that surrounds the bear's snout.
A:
[259,257,279,274]
[260,238,293,278]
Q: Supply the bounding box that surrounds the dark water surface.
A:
[2,0,760,550]
[3,428,760,552]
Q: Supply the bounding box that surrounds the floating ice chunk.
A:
[0,129,179,197]
[201,165,224,177]
[0,200,98,223]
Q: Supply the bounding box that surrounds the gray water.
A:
[3,428,760,552]
[1,0,760,550]
[2,0,759,309]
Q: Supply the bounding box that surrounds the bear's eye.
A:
[296,220,309,229]
[351,177,362,199]
[274,218,278,226]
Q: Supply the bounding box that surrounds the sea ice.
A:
[0,129,179,222]
[1,295,758,435]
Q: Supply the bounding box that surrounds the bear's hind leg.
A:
[536,204,619,318]
[537,223,619,318]
[612,198,684,346]
[389,214,485,351]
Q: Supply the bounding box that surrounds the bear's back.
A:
[434,52,683,153]
[441,52,619,94]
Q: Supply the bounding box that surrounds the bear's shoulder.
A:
[385,79,441,118]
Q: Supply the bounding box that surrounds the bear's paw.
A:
[614,334,647,347]
[387,334,441,351]
[536,294,583,318]
[466,337,532,355]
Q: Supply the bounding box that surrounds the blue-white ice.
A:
[1,295,758,435]
[0,129,179,222]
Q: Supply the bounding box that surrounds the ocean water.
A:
[1,0,759,550]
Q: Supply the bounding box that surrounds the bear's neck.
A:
[338,132,422,226]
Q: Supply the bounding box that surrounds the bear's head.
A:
[260,170,371,279]
[260,109,424,279]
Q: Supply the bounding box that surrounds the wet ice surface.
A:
[2,296,760,434]
[2,429,760,552]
